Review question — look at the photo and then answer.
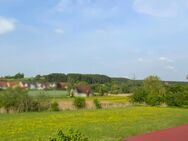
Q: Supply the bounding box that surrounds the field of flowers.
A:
[0,107,188,141]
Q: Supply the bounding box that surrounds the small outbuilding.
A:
[70,85,93,97]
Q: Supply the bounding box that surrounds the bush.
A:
[93,99,102,109]
[0,88,50,113]
[131,87,148,103]
[49,128,89,141]
[165,91,188,107]
[50,101,59,111]
[164,84,188,107]
[73,97,86,109]
[145,95,163,106]
[0,87,29,113]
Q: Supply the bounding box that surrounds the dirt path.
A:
[125,124,188,141]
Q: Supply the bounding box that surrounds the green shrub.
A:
[73,97,86,109]
[145,95,163,106]
[0,88,50,113]
[131,87,148,103]
[0,87,29,113]
[93,99,102,109]
[50,101,59,111]
[49,128,89,141]
[165,91,188,107]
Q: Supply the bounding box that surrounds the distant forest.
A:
[1,73,188,85]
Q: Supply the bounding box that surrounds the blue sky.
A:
[0,0,188,81]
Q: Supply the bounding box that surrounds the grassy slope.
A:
[0,107,188,141]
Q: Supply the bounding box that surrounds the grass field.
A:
[0,107,188,141]
[28,90,130,104]
[28,90,68,98]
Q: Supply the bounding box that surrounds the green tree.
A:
[144,76,166,105]
[14,73,24,79]
[144,76,166,96]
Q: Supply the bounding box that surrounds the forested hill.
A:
[1,73,188,85]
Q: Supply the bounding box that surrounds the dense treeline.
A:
[44,73,67,82]
[67,74,111,84]
[3,73,24,79]
[132,76,188,107]
[34,73,111,84]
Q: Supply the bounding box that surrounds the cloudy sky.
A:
[0,0,188,81]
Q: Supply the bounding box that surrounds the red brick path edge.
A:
[125,124,188,141]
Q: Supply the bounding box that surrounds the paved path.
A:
[126,124,188,141]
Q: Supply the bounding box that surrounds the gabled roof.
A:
[76,85,92,94]
[0,81,8,87]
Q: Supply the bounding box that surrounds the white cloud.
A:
[0,17,15,34]
[159,57,174,63]
[133,0,188,17]
[54,28,64,34]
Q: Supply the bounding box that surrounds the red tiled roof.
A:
[76,85,92,94]
[0,81,7,87]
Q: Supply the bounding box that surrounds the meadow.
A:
[28,90,130,104]
[28,90,68,98]
[0,107,188,141]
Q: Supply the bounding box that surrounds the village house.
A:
[0,81,26,89]
[0,81,8,90]
[70,85,93,97]
[49,83,56,89]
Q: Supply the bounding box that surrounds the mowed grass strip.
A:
[0,107,188,141]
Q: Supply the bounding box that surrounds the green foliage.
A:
[93,99,102,109]
[49,128,89,141]
[131,87,147,103]
[0,87,29,112]
[44,73,67,83]
[0,88,50,113]
[144,76,166,96]
[165,85,188,107]
[165,92,184,107]
[98,85,109,96]
[73,97,86,109]
[131,75,188,107]
[14,73,24,79]
[4,73,24,79]
[132,76,166,106]
[67,74,111,84]
[145,95,163,106]
[50,101,59,111]
[34,75,47,83]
